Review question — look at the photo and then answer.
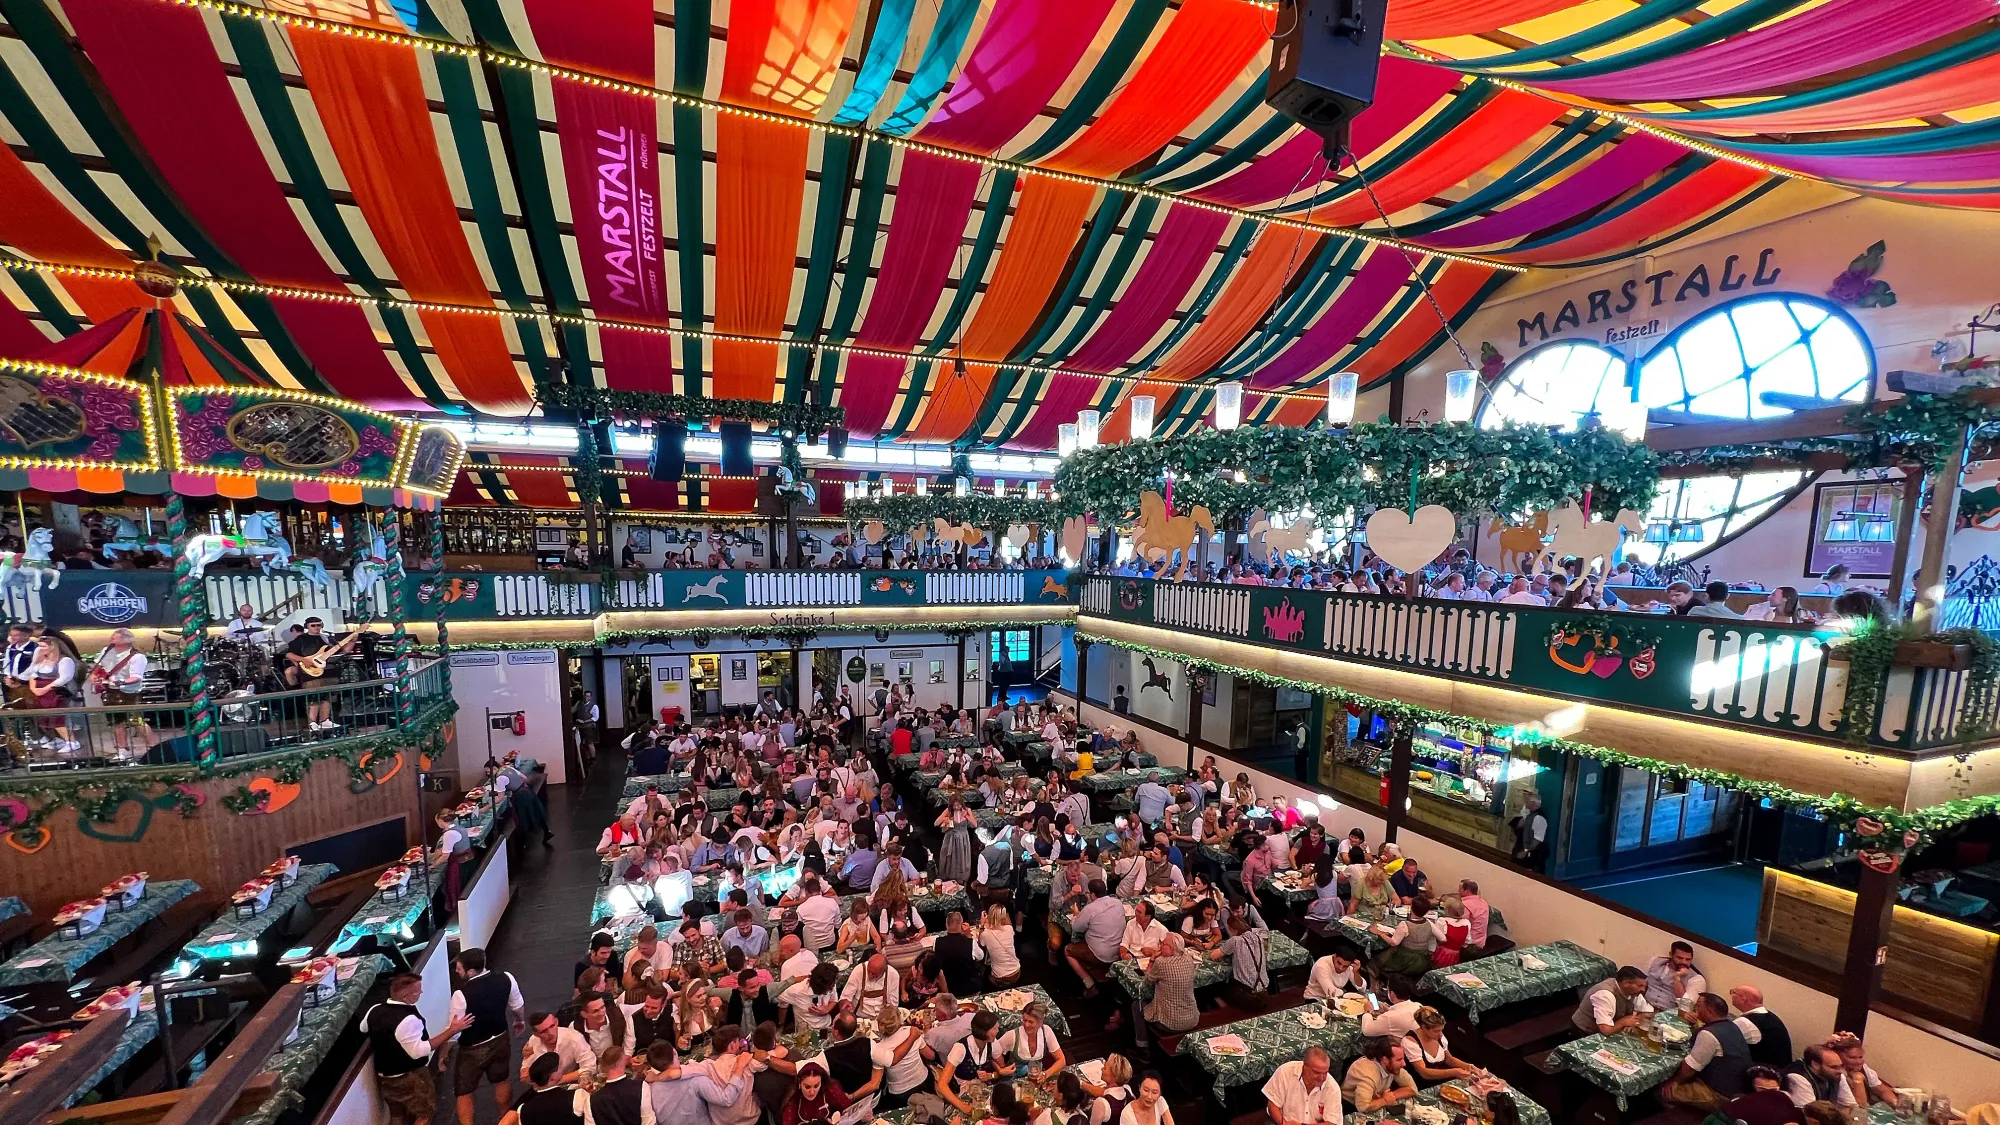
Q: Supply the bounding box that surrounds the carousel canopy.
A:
[0,0,1987,449]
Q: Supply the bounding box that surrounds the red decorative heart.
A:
[1589,655,1623,678]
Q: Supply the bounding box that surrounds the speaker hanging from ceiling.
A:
[720,421,754,477]
[649,425,686,482]
[1265,0,1388,154]
[826,428,849,458]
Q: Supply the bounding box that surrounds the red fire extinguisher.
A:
[511,712,527,737]
[1380,773,1392,808]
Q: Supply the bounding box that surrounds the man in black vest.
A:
[1782,1044,1847,1108]
[452,949,526,1125]
[507,1053,586,1125]
[626,984,675,1057]
[1663,992,1755,1114]
[361,972,472,1125]
[934,911,985,998]
[1728,985,1792,1067]
[588,1047,645,1125]
[822,1012,884,1113]
[1509,792,1550,873]
[974,825,1017,912]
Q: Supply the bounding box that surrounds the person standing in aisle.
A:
[452,948,526,1125]
[362,972,473,1125]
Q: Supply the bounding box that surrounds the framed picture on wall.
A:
[1805,480,1900,578]
[929,660,946,684]
[628,527,652,553]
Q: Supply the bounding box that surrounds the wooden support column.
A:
[1912,428,1971,624]
[1383,725,1414,844]
[1074,635,1092,709]
[1835,861,1901,1036]
[1883,468,1923,619]
[956,632,969,711]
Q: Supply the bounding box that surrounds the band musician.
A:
[284,617,358,731]
[90,627,155,755]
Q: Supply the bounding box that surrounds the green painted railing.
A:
[1079,577,1986,753]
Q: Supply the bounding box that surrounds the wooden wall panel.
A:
[0,757,420,917]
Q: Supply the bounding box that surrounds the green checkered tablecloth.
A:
[621,776,742,809]
[1350,1081,1552,1125]
[237,955,390,1125]
[912,762,1028,790]
[1182,1002,1367,1102]
[1326,910,1402,956]
[1199,844,1242,869]
[1258,873,1321,905]
[839,885,972,920]
[330,864,447,953]
[1554,1014,1693,1110]
[0,896,24,923]
[1108,931,1311,999]
[66,1006,161,1106]
[0,880,202,987]
[1077,767,1187,794]
[182,864,337,964]
[1418,940,1616,1024]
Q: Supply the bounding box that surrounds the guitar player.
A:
[283,617,355,732]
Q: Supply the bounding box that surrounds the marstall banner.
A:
[522,0,676,391]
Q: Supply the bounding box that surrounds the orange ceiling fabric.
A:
[0,144,148,322]
[1348,263,1496,381]
[1383,0,1592,40]
[1150,227,1323,382]
[710,0,860,402]
[907,360,999,443]
[1307,91,1568,227]
[1502,161,1767,265]
[287,30,531,416]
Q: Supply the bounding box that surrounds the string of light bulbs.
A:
[157,0,1522,273]
[4,258,1347,405]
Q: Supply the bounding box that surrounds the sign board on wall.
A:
[507,651,557,665]
[845,656,866,683]
[40,571,173,629]
[1807,480,1900,578]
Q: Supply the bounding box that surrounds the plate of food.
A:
[1297,1009,1327,1030]
[1437,1084,1476,1110]
[985,989,1033,1012]
[1659,1024,1690,1044]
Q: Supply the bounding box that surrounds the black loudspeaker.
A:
[825,427,849,458]
[650,426,686,482]
[1265,0,1389,149]
[719,421,754,477]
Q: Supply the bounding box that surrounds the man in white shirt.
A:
[1263,1046,1341,1125]
[1498,577,1545,605]
[224,604,271,642]
[1302,949,1368,1001]
[362,973,473,1125]
[775,934,818,984]
[794,885,843,952]
[1645,942,1705,1011]
[1119,901,1168,960]
[1783,1044,1856,1108]
[1605,562,1638,587]
[1357,977,1425,1038]
[521,1010,596,1084]
[840,953,901,1020]
[1574,967,1655,1035]
[778,963,842,1031]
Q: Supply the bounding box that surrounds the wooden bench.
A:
[122,1003,246,1098]
[90,895,225,991]
[0,912,38,959]
[1481,1007,1581,1054]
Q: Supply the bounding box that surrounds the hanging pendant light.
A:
[1057,423,1078,457]
[1076,409,1101,449]
[1325,372,1359,427]
[1129,395,1155,441]
[1214,381,1244,430]
[1443,370,1478,423]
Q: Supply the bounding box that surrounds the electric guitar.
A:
[288,631,361,683]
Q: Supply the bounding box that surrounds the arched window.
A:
[1479,296,1874,565]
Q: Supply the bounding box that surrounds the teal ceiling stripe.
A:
[0,250,82,336]
[1133,77,1270,185]
[1152,114,1296,194]
[0,68,146,252]
[673,0,714,392]
[1213,238,1361,377]
[787,133,863,403]
[1006,190,1134,363]
[1432,0,1706,70]
[1500,157,1706,253]
[1026,197,1163,364]
[1007,0,1172,164]
[1120,218,1258,373]
[1295,260,1444,389]
[1358,271,1514,393]
[1275,81,1495,214]
[987,369,1050,444]
[818,139,896,405]
[3,0,331,391]
[882,169,1017,439]
[832,0,919,125]
[176,286,272,376]
[1397,118,1614,236]
[1442,0,1809,79]
[228,19,456,405]
[1535,178,1783,270]
[877,0,982,135]
[1728,116,2000,158]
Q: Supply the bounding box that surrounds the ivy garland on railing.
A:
[1848,388,1998,473]
[1053,421,1659,521]
[842,495,1068,529]
[535,383,846,437]
[1076,630,2000,842]
[0,700,457,832]
[1836,622,2000,748]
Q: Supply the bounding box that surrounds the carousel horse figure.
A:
[183,511,332,588]
[1535,503,1646,578]
[1132,491,1213,582]
[350,526,391,605]
[0,528,59,592]
[99,515,170,561]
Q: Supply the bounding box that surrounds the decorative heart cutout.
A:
[351,751,404,793]
[1590,655,1624,678]
[243,777,302,816]
[1364,505,1459,572]
[1006,524,1031,550]
[6,826,49,854]
[174,783,206,808]
[78,798,154,843]
[1060,517,1089,563]
[862,521,886,545]
[0,796,30,831]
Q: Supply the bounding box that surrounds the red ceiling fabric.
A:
[1150,226,1322,381]
[288,30,532,415]
[65,0,424,409]
[445,474,491,507]
[1097,379,1177,443]
[707,479,762,513]
[0,145,149,322]
[521,0,678,392]
[1249,250,1412,388]
[500,456,574,508]
[1383,0,1592,41]
[1348,264,1496,381]
[1306,91,1567,226]
[710,0,860,402]
[0,299,46,356]
[616,459,683,511]
[1502,161,1766,265]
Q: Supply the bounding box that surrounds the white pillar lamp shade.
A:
[1325,371,1359,427]
[1444,369,1478,423]
[993,479,1006,497]
[1076,409,1100,448]
[954,477,970,497]
[1128,395,1155,440]
[1214,381,1244,430]
[914,476,928,495]
[1057,423,1078,457]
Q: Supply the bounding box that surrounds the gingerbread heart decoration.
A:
[6,826,49,854]
[1060,517,1089,563]
[1364,505,1458,572]
[350,751,404,793]
[862,521,887,545]
[78,797,155,843]
[242,776,302,815]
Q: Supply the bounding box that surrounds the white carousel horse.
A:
[0,528,59,592]
[1535,502,1647,578]
[99,515,169,561]
[182,511,332,588]
[350,526,391,602]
